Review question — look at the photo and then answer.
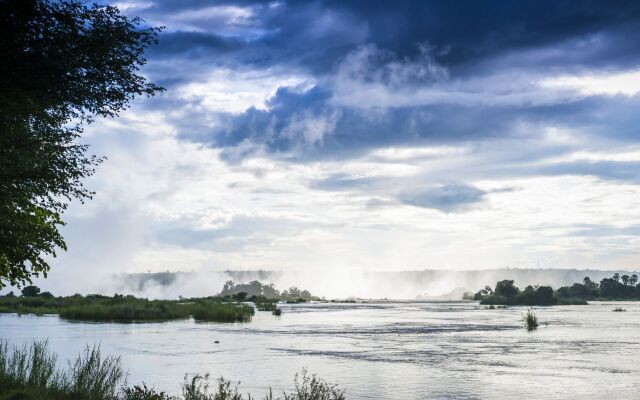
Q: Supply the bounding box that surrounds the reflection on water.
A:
[2,301,640,399]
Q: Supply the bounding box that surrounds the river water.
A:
[2,301,639,399]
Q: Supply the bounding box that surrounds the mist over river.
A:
[2,301,639,399]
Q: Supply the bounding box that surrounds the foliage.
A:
[0,341,347,400]
[20,285,40,297]
[0,292,254,323]
[494,280,519,299]
[472,286,493,300]
[0,340,124,400]
[522,308,539,331]
[474,272,640,305]
[282,369,346,400]
[123,384,173,400]
[220,281,318,303]
[0,0,163,288]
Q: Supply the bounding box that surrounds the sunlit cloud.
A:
[28,0,640,296]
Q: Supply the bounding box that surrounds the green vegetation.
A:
[0,341,346,400]
[220,281,319,302]
[471,273,640,305]
[522,308,539,331]
[0,279,321,322]
[0,0,163,288]
[0,341,124,400]
[0,292,253,323]
[476,279,585,306]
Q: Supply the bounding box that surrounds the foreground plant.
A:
[0,341,347,400]
[0,340,123,399]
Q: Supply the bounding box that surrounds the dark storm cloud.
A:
[122,0,640,175]
[143,0,640,73]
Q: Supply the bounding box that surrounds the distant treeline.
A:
[472,272,640,305]
[220,280,319,302]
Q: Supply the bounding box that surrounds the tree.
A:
[621,274,630,286]
[21,285,40,297]
[495,280,519,298]
[233,292,248,302]
[0,0,163,287]
[630,274,638,287]
[613,273,620,283]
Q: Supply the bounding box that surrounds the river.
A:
[2,301,639,399]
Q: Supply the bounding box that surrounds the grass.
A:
[0,294,254,323]
[522,307,539,331]
[0,341,346,400]
[0,340,124,400]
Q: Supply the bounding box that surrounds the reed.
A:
[522,307,539,331]
[0,341,346,400]
[0,294,254,323]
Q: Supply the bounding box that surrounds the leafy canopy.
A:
[0,0,163,287]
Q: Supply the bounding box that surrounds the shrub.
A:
[523,308,539,331]
[123,384,174,400]
[283,369,345,400]
[20,286,40,297]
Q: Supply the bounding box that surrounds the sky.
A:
[44,0,640,288]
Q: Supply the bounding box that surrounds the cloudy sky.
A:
[52,0,640,281]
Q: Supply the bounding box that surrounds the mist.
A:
[12,267,637,300]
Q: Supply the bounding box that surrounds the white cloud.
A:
[175,68,312,113]
[540,69,640,96]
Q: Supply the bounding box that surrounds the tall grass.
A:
[0,341,346,400]
[191,304,254,323]
[522,307,539,331]
[0,294,254,323]
[0,340,124,400]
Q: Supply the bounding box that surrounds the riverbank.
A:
[0,341,345,400]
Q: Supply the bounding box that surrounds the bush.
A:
[0,294,254,323]
[283,369,345,400]
[523,308,539,331]
[123,384,174,400]
[20,286,40,297]
[0,341,346,400]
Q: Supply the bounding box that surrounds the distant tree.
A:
[21,285,40,297]
[263,283,280,299]
[473,286,493,300]
[494,280,519,298]
[600,278,622,298]
[630,274,638,287]
[534,286,554,305]
[39,291,54,298]
[0,0,163,288]
[621,275,630,286]
[233,292,248,302]
[613,273,620,283]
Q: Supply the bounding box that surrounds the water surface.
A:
[2,301,639,399]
